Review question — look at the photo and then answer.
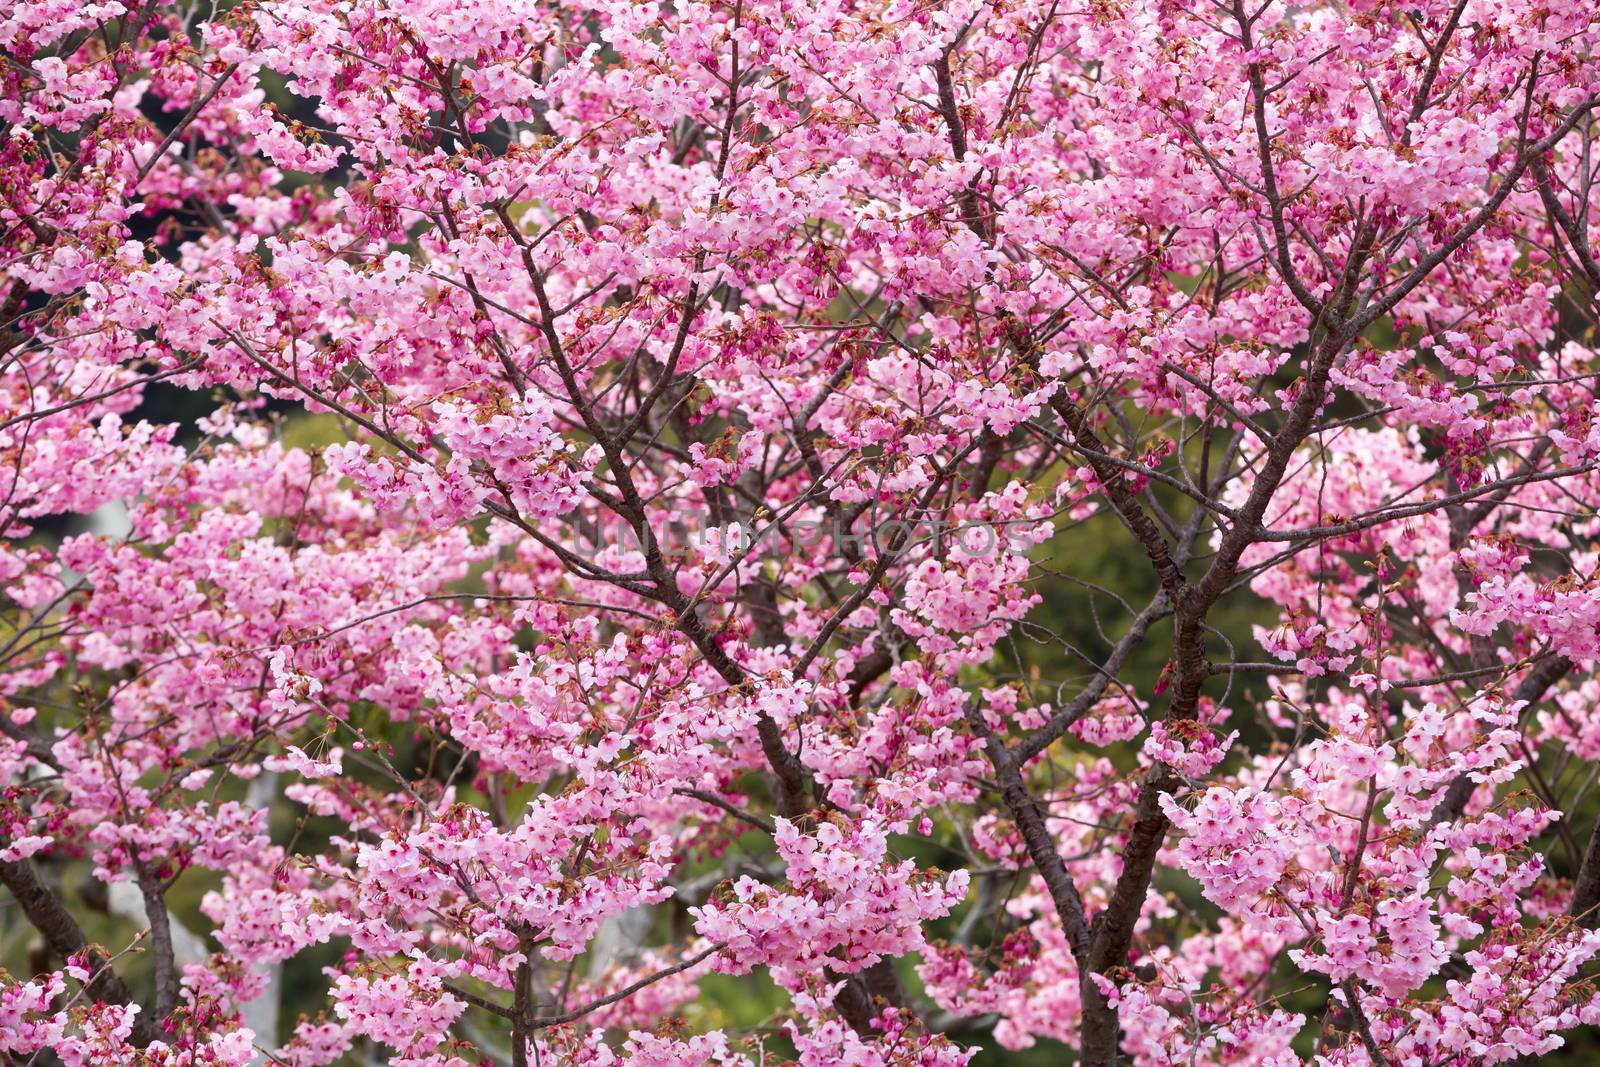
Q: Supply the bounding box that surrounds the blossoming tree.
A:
[3,0,1600,1062]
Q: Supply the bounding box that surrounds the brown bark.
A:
[0,858,162,1046]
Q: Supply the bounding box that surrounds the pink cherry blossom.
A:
[2,0,1600,1063]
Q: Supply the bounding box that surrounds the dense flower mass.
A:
[2,0,1600,1063]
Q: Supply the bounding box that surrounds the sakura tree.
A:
[3,0,1600,1062]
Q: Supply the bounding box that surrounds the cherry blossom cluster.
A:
[2,0,1600,1063]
